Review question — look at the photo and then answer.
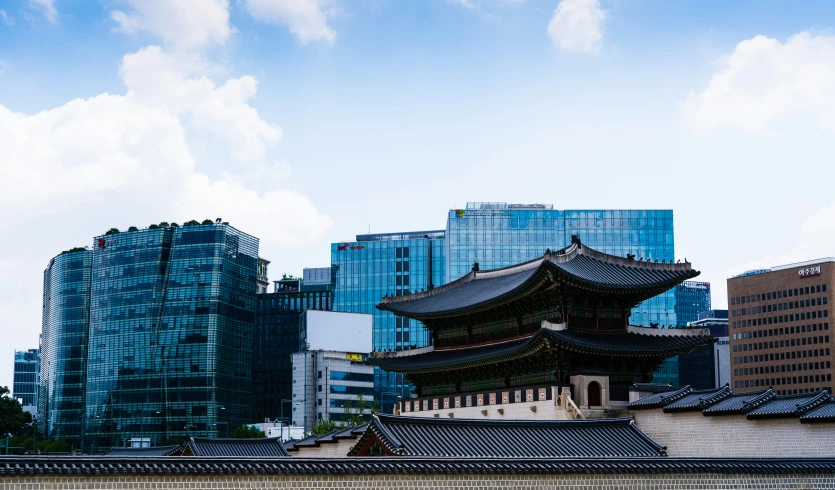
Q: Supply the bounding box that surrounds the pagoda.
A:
[369,237,714,419]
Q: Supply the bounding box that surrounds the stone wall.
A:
[3,473,835,489]
[631,408,835,457]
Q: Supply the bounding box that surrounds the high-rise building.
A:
[331,231,446,409]
[728,258,833,395]
[675,281,712,326]
[77,222,259,451]
[679,310,729,389]
[13,349,40,415]
[253,277,333,422]
[40,248,93,448]
[257,258,270,294]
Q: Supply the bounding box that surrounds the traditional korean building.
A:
[369,237,714,419]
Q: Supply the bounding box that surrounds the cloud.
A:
[447,0,477,9]
[29,0,56,23]
[120,46,281,162]
[245,0,336,45]
[0,45,331,246]
[547,0,606,54]
[1,10,14,26]
[684,32,835,132]
[110,0,231,50]
[726,202,835,281]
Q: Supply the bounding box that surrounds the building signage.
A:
[454,209,512,218]
[507,204,548,209]
[345,353,363,361]
[336,242,365,251]
[798,266,821,278]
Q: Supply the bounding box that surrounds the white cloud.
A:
[29,0,56,23]
[726,202,835,281]
[245,0,336,45]
[120,46,281,162]
[110,0,231,50]
[547,0,606,54]
[448,0,477,9]
[684,32,835,132]
[1,10,14,26]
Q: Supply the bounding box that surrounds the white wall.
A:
[305,311,372,353]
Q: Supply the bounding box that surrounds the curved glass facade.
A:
[83,224,258,450]
[39,250,92,449]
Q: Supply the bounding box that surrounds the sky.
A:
[2,0,835,389]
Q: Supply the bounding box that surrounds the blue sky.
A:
[2,0,835,388]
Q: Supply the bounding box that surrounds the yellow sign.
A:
[345,353,363,361]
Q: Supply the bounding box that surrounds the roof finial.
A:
[472,262,480,272]
[571,235,581,245]
[545,248,551,255]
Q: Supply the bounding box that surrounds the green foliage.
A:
[104,228,120,236]
[201,219,214,225]
[60,247,87,255]
[183,219,200,226]
[148,224,160,229]
[232,425,265,438]
[0,386,30,437]
[281,273,297,280]
[159,221,170,228]
[170,222,179,227]
[342,395,376,427]
[127,226,139,232]
[310,417,338,436]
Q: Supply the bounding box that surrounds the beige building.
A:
[728,258,833,395]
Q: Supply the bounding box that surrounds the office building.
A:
[13,349,40,415]
[253,280,333,422]
[73,222,259,451]
[331,231,446,409]
[292,350,374,431]
[728,259,833,395]
[675,281,712,326]
[40,248,93,448]
[679,310,729,389]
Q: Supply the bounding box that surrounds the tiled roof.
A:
[662,386,732,413]
[747,391,831,419]
[801,400,835,423]
[284,425,366,452]
[101,446,182,457]
[4,456,835,476]
[377,241,699,319]
[629,386,835,422]
[370,328,714,374]
[630,383,676,394]
[347,414,666,458]
[186,437,290,457]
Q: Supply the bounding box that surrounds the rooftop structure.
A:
[183,437,290,457]
[347,414,665,457]
[371,238,712,416]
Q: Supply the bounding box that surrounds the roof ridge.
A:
[374,413,636,428]
[795,392,833,412]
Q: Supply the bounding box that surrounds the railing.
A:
[557,387,584,420]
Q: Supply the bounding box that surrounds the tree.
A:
[342,395,376,427]
[233,425,265,438]
[128,226,139,232]
[159,222,170,228]
[201,219,214,225]
[310,417,338,436]
[0,386,29,438]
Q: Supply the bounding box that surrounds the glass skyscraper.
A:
[331,231,446,409]
[81,223,258,451]
[40,249,93,449]
[674,281,712,326]
[13,349,40,411]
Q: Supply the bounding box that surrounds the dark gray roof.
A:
[347,414,666,458]
[627,386,692,409]
[187,437,290,457]
[801,400,835,423]
[102,445,181,457]
[747,391,831,419]
[284,425,366,452]
[4,456,835,477]
[377,241,699,319]
[663,386,732,413]
[629,386,835,422]
[630,383,676,394]
[369,328,714,373]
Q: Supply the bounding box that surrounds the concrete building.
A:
[728,258,833,395]
[291,350,374,431]
[257,257,270,294]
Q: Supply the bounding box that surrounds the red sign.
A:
[337,242,365,251]
[97,238,106,249]
[799,266,821,278]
